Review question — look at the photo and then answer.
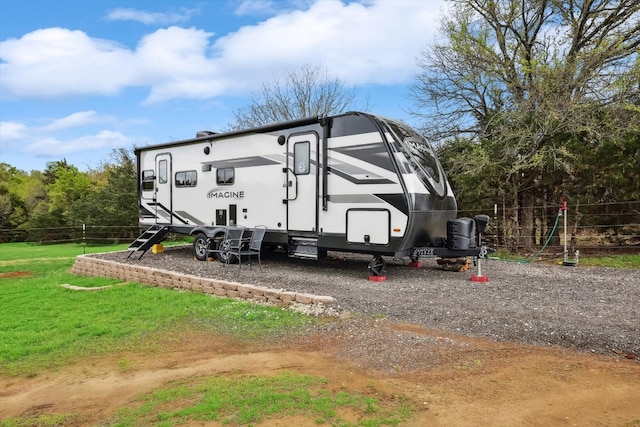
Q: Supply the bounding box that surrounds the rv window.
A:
[385,121,441,184]
[293,141,310,175]
[141,170,154,191]
[158,160,168,184]
[216,167,234,185]
[385,120,446,198]
[175,170,197,187]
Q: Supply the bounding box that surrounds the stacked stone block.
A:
[70,255,334,307]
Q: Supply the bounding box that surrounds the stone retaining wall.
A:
[70,255,334,307]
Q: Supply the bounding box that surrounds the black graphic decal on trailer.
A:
[374,193,409,216]
[148,202,189,224]
[331,143,395,172]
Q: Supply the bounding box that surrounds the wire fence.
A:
[0,225,143,245]
[459,200,640,254]
[1,201,639,255]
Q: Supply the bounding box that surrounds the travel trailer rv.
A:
[130,112,490,275]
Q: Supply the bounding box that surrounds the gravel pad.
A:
[91,246,640,356]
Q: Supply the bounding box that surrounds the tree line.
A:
[0,149,138,243]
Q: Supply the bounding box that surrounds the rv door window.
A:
[175,170,197,187]
[158,160,168,184]
[293,141,310,175]
[142,170,155,191]
[216,167,235,185]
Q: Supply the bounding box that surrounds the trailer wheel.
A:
[216,238,239,264]
[368,255,386,276]
[192,233,209,261]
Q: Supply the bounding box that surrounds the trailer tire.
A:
[216,238,239,264]
[192,233,209,261]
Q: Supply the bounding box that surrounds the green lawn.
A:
[578,254,640,269]
[1,242,416,426]
[489,248,640,269]
[0,243,312,376]
[111,372,414,427]
[0,242,131,261]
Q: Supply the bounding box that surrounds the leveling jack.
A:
[471,246,490,282]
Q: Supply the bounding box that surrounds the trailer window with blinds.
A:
[175,170,197,187]
[141,170,154,191]
[216,167,235,185]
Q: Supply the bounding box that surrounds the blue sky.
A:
[0,0,449,172]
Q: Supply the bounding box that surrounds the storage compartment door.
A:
[346,209,390,245]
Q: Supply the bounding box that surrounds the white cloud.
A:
[0,121,27,141]
[0,28,135,97]
[233,0,280,16]
[0,113,133,158]
[105,7,199,25]
[40,111,116,132]
[0,0,450,103]
[215,0,447,85]
[26,131,132,156]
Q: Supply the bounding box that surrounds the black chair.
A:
[206,226,245,265]
[228,225,266,272]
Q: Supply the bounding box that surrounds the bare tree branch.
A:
[227,64,361,130]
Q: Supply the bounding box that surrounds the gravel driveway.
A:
[93,245,640,356]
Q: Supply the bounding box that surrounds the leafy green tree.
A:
[413,0,640,247]
[0,164,33,241]
[48,166,93,217]
[16,161,91,242]
[95,147,138,240]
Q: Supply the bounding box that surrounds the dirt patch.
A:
[1,320,639,426]
[0,271,32,279]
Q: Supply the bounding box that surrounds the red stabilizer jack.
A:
[369,275,387,282]
[408,261,423,268]
[471,275,489,282]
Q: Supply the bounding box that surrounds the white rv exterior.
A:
[135,112,483,266]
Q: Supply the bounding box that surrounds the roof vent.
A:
[196,131,216,137]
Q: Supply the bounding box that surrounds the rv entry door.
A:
[154,153,172,224]
[286,133,318,232]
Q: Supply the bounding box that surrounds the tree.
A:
[18,161,92,242]
[0,164,29,238]
[48,166,92,217]
[95,147,138,238]
[411,0,640,248]
[227,63,361,130]
[64,148,138,242]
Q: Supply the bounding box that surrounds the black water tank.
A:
[447,218,477,250]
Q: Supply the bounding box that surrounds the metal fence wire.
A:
[1,201,639,254]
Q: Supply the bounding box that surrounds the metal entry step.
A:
[288,236,318,259]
